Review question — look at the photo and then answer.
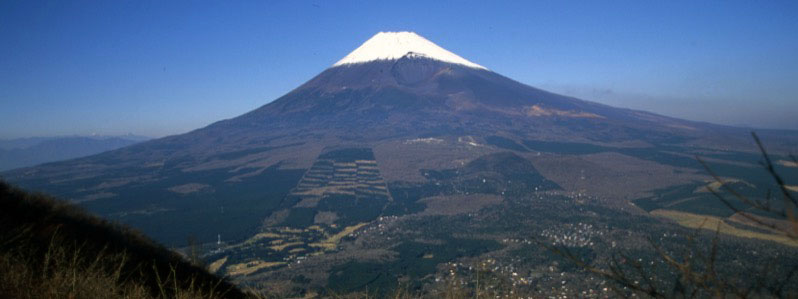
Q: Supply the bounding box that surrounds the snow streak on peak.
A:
[333,31,487,70]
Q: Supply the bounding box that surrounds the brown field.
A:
[309,223,368,250]
[227,260,286,276]
[419,194,503,216]
[651,209,798,247]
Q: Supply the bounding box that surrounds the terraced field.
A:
[290,151,391,209]
[205,148,395,278]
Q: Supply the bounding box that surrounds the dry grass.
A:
[226,260,286,276]
[0,227,241,299]
[651,209,798,247]
[208,256,229,274]
[0,180,249,299]
[269,241,304,251]
[309,223,367,250]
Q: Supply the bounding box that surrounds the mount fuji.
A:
[3,32,797,294]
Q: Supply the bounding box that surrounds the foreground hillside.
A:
[0,180,246,299]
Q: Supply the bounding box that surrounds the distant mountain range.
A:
[0,135,149,171]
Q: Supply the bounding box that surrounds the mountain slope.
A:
[0,180,246,298]
[1,31,796,250]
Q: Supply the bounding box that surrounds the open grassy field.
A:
[309,222,368,250]
[651,209,798,247]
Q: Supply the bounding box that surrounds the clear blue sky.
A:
[1,0,797,138]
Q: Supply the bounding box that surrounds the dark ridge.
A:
[0,180,247,298]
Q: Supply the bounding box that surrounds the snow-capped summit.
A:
[333,31,487,70]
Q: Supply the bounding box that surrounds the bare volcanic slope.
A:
[2,31,796,250]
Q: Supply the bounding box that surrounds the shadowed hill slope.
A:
[0,180,247,299]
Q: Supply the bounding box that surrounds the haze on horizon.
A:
[1,0,797,139]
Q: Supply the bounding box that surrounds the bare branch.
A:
[751,132,798,210]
